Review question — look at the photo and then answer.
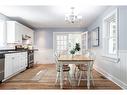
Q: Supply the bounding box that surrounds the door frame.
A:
[53,32,82,56]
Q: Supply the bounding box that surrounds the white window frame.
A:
[102,8,119,59]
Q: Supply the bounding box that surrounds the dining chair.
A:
[54,52,72,85]
[77,51,95,87]
[73,51,90,79]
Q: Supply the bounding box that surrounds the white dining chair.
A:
[54,52,72,85]
[73,50,90,80]
[77,51,95,87]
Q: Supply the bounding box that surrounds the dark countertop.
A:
[0,48,38,54]
[0,49,27,54]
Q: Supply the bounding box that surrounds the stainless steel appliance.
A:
[27,50,34,68]
[0,54,5,82]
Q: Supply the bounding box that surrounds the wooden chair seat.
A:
[57,66,70,72]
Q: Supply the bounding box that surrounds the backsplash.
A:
[0,43,21,50]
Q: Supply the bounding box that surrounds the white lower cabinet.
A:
[4,54,14,78]
[19,52,27,70]
[4,52,27,79]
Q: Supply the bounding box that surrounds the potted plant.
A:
[70,43,80,57]
[75,43,80,52]
[70,48,75,57]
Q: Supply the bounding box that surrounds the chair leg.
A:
[76,68,80,80]
[74,67,77,78]
[78,71,82,86]
[67,72,72,85]
[90,71,95,86]
[55,72,60,85]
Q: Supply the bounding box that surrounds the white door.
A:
[81,32,88,54]
[53,33,68,55]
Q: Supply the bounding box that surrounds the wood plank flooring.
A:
[0,64,121,89]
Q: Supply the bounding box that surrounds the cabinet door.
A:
[13,53,20,73]
[4,52,27,79]
[7,21,22,43]
[18,52,27,70]
[4,54,14,78]
[20,52,27,68]
[15,22,23,43]
[7,21,15,43]
[25,28,34,45]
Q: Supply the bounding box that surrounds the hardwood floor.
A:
[0,64,121,89]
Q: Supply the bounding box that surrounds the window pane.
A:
[57,36,60,40]
[109,38,116,54]
[63,41,67,45]
[61,46,63,50]
[60,36,63,40]
[57,46,60,50]
[57,41,60,45]
[63,46,67,50]
[64,36,67,40]
[109,20,116,37]
[60,41,63,45]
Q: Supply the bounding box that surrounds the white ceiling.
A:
[0,6,109,29]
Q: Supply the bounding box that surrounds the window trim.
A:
[102,8,119,59]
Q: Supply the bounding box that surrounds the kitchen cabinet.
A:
[7,21,23,43]
[22,26,34,45]
[4,54,14,78]
[19,52,27,70]
[7,21,34,44]
[4,52,27,79]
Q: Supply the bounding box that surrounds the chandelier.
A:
[65,7,82,24]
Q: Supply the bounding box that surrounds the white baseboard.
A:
[94,66,127,89]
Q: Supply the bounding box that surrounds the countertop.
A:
[0,49,38,54]
[0,49,27,54]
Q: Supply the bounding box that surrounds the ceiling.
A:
[0,6,109,29]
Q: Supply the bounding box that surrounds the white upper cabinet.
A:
[22,26,34,45]
[7,21,23,43]
[7,21,34,44]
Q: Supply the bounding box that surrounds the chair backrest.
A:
[84,50,91,57]
[54,51,60,71]
[54,51,58,58]
[89,51,96,60]
[83,50,96,71]
[89,51,96,71]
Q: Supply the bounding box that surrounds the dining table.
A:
[58,55,94,89]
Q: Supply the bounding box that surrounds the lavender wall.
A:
[87,6,127,89]
[34,27,86,64]
[34,27,86,49]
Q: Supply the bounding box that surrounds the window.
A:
[0,20,5,47]
[103,9,118,58]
